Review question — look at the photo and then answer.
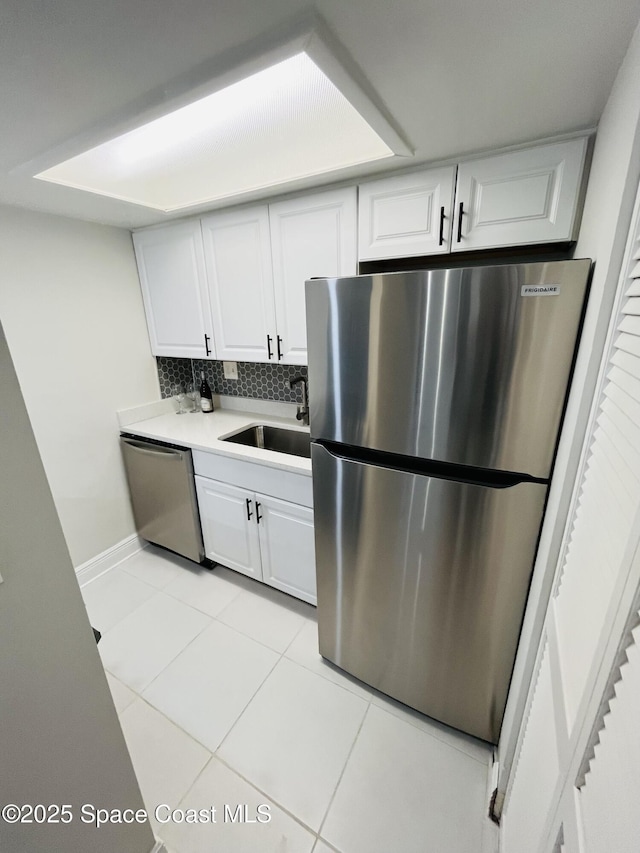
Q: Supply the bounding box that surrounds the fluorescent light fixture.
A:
[35,50,402,212]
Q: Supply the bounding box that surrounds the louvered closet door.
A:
[572,235,640,853]
[501,192,640,853]
[554,245,640,730]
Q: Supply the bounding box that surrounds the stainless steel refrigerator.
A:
[306,259,590,744]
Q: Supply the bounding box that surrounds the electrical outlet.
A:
[223,361,238,380]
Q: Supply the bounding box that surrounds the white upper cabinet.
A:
[199,187,357,365]
[357,137,588,260]
[269,187,357,364]
[358,167,456,260]
[452,138,588,251]
[132,221,214,359]
[133,136,590,365]
[201,206,276,363]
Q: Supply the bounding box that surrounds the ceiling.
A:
[1,0,639,230]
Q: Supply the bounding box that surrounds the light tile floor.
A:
[82,546,499,853]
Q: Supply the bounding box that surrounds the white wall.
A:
[0,319,155,853]
[499,19,640,852]
[0,205,160,567]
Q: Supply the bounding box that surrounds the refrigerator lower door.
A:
[311,443,547,744]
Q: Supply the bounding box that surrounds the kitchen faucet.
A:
[289,375,309,426]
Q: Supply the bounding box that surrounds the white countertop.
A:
[120,406,312,476]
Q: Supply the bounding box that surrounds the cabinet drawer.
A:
[192,449,313,507]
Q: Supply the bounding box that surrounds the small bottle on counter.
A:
[199,371,214,413]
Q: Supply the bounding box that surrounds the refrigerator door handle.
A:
[314,440,545,488]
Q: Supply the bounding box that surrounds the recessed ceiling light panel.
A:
[35,51,401,212]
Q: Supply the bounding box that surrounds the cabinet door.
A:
[358,167,456,260]
[201,206,277,363]
[195,476,261,580]
[452,138,588,251]
[256,494,316,605]
[133,222,214,358]
[270,187,357,365]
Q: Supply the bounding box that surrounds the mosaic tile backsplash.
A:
[157,357,308,404]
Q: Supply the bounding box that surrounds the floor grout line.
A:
[368,694,492,766]
[81,569,160,637]
[117,594,213,695]
[203,647,283,754]
[212,752,321,838]
[316,697,374,843]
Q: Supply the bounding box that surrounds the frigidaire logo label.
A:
[521,285,561,296]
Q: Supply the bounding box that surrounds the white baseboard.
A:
[75,533,145,587]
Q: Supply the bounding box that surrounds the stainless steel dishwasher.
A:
[120,434,204,563]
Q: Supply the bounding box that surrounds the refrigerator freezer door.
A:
[311,442,548,743]
[306,260,590,478]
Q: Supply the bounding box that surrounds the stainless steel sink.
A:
[222,425,311,458]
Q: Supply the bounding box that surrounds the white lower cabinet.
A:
[195,477,263,581]
[256,495,315,604]
[195,471,316,605]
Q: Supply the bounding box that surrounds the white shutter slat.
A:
[600,396,640,448]
[621,296,640,316]
[574,479,626,556]
[593,425,638,501]
[625,279,640,296]
[615,332,640,358]
[604,381,640,427]
[582,452,630,520]
[597,411,640,482]
[610,349,640,380]
[618,314,640,335]
[607,365,640,405]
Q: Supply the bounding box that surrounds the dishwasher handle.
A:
[121,437,185,460]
